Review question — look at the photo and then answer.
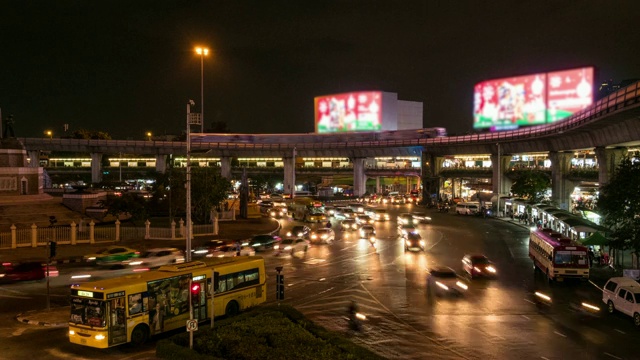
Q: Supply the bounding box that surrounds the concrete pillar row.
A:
[155,154,167,174]
[594,147,627,186]
[352,157,367,197]
[549,151,574,211]
[376,177,381,194]
[27,150,39,168]
[422,152,445,202]
[220,157,232,179]
[90,152,102,184]
[490,154,513,196]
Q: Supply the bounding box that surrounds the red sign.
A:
[546,67,594,123]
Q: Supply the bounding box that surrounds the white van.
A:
[602,277,640,325]
[456,202,479,215]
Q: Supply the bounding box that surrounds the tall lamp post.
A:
[195,47,209,133]
[186,100,195,261]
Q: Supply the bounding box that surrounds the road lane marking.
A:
[521,315,530,320]
[553,331,566,337]
[604,353,622,359]
[589,280,603,292]
[541,357,550,360]
[523,298,535,304]
[12,328,27,336]
[614,329,626,334]
[317,287,334,295]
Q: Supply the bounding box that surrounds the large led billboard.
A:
[315,91,382,133]
[473,67,594,130]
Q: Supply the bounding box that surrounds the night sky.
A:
[2,1,639,140]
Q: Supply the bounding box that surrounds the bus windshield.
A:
[70,297,106,327]
[554,251,588,267]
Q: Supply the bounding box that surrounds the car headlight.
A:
[321,234,327,239]
[128,260,143,266]
[419,241,425,246]
[311,234,317,239]
[253,243,261,247]
[95,334,105,340]
[435,281,449,290]
[274,245,280,250]
[456,281,468,290]
[486,266,496,273]
[284,246,292,251]
[286,232,292,237]
[405,240,411,246]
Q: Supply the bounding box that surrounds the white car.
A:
[602,277,640,326]
[359,225,376,239]
[427,266,469,296]
[310,228,335,244]
[124,248,184,268]
[274,238,309,255]
[412,212,432,224]
[206,245,256,258]
[373,209,390,221]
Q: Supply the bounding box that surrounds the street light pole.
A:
[496,142,501,217]
[195,47,209,133]
[186,100,195,261]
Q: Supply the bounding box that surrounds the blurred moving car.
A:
[398,213,414,225]
[83,246,140,266]
[404,232,425,252]
[324,205,336,217]
[207,244,255,258]
[372,208,390,221]
[125,248,184,268]
[274,238,309,255]
[391,195,406,204]
[310,228,335,244]
[397,223,417,238]
[335,208,356,219]
[355,214,374,225]
[249,234,282,251]
[462,254,497,278]
[0,261,58,282]
[427,266,468,296]
[412,212,432,223]
[286,225,311,239]
[341,219,359,231]
[269,206,288,218]
[359,225,376,239]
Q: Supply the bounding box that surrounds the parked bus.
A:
[529,228,589,281]
[68,257,266,348]
[289,197,327,222]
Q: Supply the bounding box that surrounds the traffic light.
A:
[191,282,201,305]
[49,241,57,258]
[277,274,284,300]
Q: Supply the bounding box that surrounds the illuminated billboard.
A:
[315,91,382,133]
[473,67,594,130]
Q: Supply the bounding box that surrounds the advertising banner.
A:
[473,67,594,130]
[315,91,382,133]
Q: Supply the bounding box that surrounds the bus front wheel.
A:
[131,324,149,346]
[225,301,240,317]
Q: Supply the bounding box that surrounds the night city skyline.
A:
[1,1,639,140]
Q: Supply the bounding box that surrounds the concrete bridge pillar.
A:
[27,150,39,167]
[155,155,167,174]
[91,152,103,184]
[352,157,367,197]
[376,177,381,194]
[594,147,627,186]
[490,154,512,196]
[220,157,232,179]
[549,151,574,210]
[422,152,445,202]
[283,149,296,197]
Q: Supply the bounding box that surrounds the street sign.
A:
[189,113,202,126]
[186,319,198,332]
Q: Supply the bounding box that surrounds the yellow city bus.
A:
[68,256,266,348]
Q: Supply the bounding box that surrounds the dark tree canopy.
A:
[597,157,640,255]
[509,170,551,203]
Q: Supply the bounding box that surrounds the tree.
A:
[509,170,550,203]
[66,129,112,140]
[98,193,148,225]
[597,157,640,260]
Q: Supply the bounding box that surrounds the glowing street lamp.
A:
[45,130,52,139]
[195,46,209,133]
[146,132,152,141]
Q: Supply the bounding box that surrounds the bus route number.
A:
[186,319,198,332]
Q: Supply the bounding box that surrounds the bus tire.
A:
[131,324,149,346]
[608,301,615,314]
[225,300,240,317]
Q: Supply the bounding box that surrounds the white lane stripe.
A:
[521,315,530,320]
[541,357,550,360]
[604,352,622,359]
[553,331,566,338]
[523,298,535,304]
[614,328,626,334]
[589,280,603,292]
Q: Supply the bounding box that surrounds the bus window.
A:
[128,293,147,316]
[70,298,106,328]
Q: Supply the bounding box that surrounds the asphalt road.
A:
[1,203,637,359]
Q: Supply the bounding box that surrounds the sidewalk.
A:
[7,217,280,328]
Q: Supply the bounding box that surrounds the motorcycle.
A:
[438,204,450,213]
[346,302,366,332]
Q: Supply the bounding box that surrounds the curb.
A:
[16,311,68,328]
[50,257,85,265]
